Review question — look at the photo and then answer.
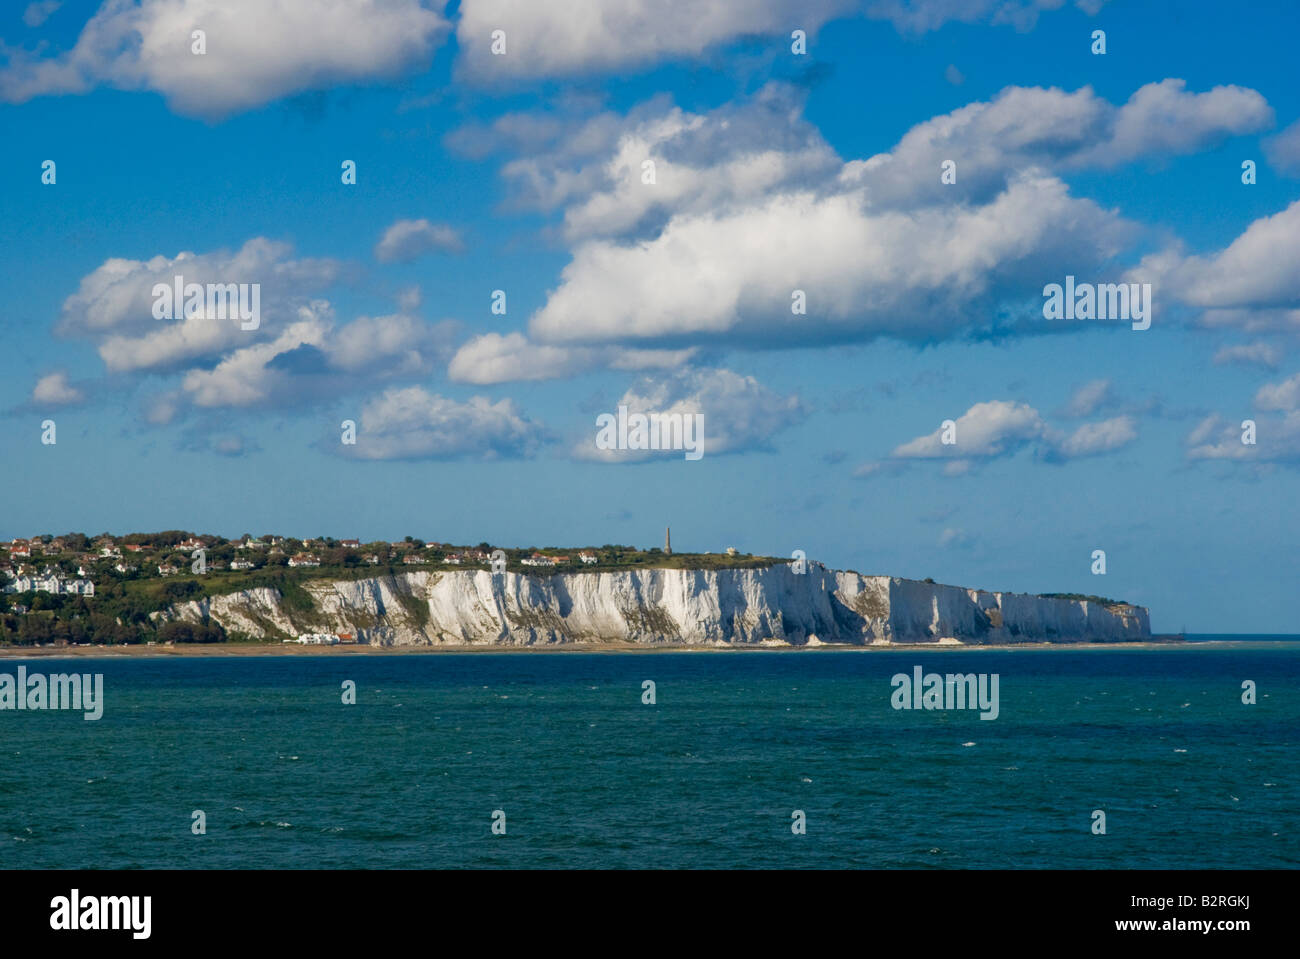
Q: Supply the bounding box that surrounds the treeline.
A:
[0,582,233,646]
[1038,592,1127,607]
[0,612,229,646]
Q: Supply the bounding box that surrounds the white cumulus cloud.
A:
[31,371,84,406]
[886,399,1137,469]
[342,386,549,461]
[575,368,806,462]
[374,219,465,263]
[0,0,449,119]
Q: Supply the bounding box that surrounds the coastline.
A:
[0,637,1191,658]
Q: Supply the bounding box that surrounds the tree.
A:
[157,621,226,644]
[163,580,202,602]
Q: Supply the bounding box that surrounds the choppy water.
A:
[2,640,1296,868]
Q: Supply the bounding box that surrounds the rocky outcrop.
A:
[152,566,1150,647]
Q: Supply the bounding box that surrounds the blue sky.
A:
[2,0,1299,632]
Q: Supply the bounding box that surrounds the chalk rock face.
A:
[152,567,1151,646]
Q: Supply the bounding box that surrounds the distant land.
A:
[1,531,1149,649]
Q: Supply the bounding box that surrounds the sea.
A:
[2,638,1296,869]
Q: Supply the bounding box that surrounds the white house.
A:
[3,573,93,596]
[295,633,339,645]
[579,552,598,565]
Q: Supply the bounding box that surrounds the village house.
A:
[340,539,361,549]
[158,564,178,577]
[230,558,255,570]
[113,562,138,574]
[178,537,204,551]
[521,553,566,567]
[124,544,145,553]
[364,554,380,565]
[579,552,598,565]
[442,553,462,565]
[404,554,428,565]
[288,553,321,568]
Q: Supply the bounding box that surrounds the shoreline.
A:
[0,637,1197,659]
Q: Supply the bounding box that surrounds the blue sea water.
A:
[1,641,1297,869]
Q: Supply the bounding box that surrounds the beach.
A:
[0,637,1191,658]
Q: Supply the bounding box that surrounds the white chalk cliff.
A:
[152,566,1151,646]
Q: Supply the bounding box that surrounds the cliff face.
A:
[152,566,1151,647]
